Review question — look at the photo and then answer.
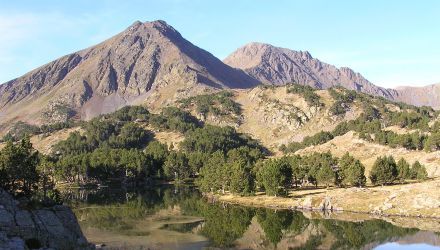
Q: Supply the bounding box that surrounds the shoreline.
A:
[205,179,440,231]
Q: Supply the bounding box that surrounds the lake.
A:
[63,185,440,250]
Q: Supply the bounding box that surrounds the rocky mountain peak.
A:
[0,20,258,127]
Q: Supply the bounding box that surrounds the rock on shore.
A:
[0,189,93,249]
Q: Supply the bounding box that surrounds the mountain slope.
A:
[0,20,258,126]
[223,42,395,98]
[394,83,440,109]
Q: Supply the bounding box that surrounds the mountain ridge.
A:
[1,20,439,131]
[223,42,440,109]
[223,42,395,98]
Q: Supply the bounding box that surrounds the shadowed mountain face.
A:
[0,20,258,124]
[223,42,395,98]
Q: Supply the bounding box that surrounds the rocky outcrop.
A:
[0,189,93,249]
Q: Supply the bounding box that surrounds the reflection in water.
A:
[63,185,440,250]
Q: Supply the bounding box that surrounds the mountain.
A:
[394,83,440,109]
[223,42,395,98]
[0,20,258,126]
[1,21,439,131]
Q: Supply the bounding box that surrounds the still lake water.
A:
[62,185,440,250]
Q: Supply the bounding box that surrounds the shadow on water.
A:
[62,185,440,250]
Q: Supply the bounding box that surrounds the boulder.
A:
[0,189,94,249]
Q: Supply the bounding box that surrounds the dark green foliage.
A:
[328,87,357,116]
[56,147,153,183]
[282,103,435,153]
[410,161,428,180]
[257,209,293,245]
[55,154,87,183]
[287,84,322,107]
[106,105,150,122]
[197,151,227,193]
[2,121,40,141]
[321,219,418,249]
[197,146,263,195]
[108,123,152,149]
[198,204,254,247]
[226,147,262,195]
[180,125,262,155]
[187,151,208,174]
[91,148,151,181]
[387,111,430,130]
[369,156,398,185]
[179,91,241,116]
[396,158,411,182]
[40,121,76,134]
[144,141,169,177]
[282,131,334,153]
[316,164,336,188]
[163,152,191,181]
[0,138,61,205]
[339,153,366,187]
[300,152,338,187]
[424,132,440,151]
[53,131,90,155]
[0,137,39,196]
[256,158,292,196]
[149,107,201,133]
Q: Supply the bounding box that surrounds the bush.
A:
[179,91,241,116]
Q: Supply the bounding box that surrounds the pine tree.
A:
[396,158,410,182]
[257,159,291,196]
[339,153,366,187]
[369,156,398,185]
[316,164,335,188]
[410,161,428,180]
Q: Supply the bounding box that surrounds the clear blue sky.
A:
[1,0,439,88]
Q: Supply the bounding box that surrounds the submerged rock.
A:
[0,189,94,250]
